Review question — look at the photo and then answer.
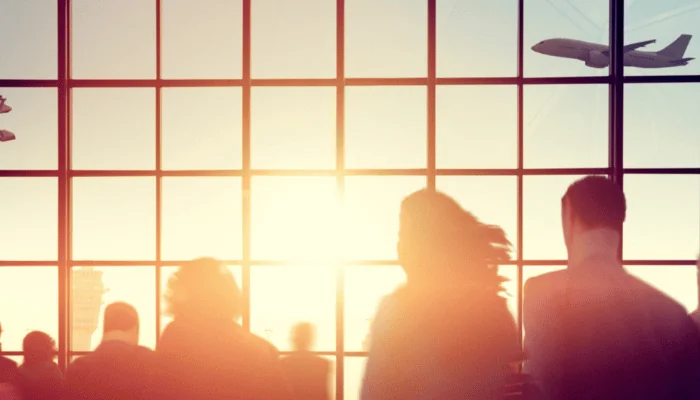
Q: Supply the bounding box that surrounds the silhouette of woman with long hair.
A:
[361,189,520,400]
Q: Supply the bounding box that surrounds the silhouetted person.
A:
[688,256,700,332]
[523,176,700,400]
[0,322,19,385]
[280,322,331,400]
[66,301,156,400]
[156,257,291,400]
[16,331,63,400]
[361,189,520,400]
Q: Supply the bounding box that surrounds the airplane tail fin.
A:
[658,34,692,58]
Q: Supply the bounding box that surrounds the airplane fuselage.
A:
[532,38,692,68]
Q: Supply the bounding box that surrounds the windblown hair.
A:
[22,331,56,365]
[398,189,512,292]
[164,257,242,321]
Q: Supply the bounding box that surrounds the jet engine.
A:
[585,50,609,68]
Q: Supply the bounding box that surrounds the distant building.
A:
[71,267,106,352]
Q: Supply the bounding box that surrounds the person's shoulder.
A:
[523,269,567,295]
[0,356,16,368]
[241,329,281,358]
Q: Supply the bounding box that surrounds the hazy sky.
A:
[1,0,699,399]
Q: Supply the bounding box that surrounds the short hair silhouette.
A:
[22,331,55,364]
[164,257,242,321]
[562,176,626,233]
[290,322,315,352]
[398,189,511,290]
[103,302,139,334]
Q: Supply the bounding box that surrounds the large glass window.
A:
[1,2,698,399]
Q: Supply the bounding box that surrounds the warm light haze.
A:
[0,1,699,399]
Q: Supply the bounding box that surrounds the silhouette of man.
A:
[688,256,700,332]
[66,302,156,400]
[0,322,18,384]
[280,322,330,400]
[523,176,700,400]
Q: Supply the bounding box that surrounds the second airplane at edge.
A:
[532,34,694,69]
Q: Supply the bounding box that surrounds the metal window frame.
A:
[0,1,698,398]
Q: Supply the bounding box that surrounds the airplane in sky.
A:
[531,34,694,69]
[0,95,16,142]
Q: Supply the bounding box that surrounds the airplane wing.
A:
[602,39,656,57]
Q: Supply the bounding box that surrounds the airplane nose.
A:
[531,44,539,51]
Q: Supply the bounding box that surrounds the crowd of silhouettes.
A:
[1,175,700,400]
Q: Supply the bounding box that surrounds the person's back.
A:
[526,262,700,399]
[361,189,520,400]
[16,331,63,400]
[364,284,519,400]
[158,317,289,400]
[155,258,291,400]
[280,323,331,400]
[0,357,16,385]
[523,176,700,400]
[66,302,156,400]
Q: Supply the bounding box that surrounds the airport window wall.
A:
[0,1,699,398]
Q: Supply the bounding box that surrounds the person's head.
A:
[561,176,626,250]
[22,331,56,365]
[164,257,242,322]
[290,322,315,352]
[397,189,511,290]
[102,302,139,345]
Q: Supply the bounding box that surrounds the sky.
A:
[0,0,699,399]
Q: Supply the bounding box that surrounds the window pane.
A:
[345,0,426,77]
[159,265,242,333]
[71,0,155,79]
[162,87,242,170]
[0,88,57,170]
[0,267,58,351]
[624,0,700,76]
[0,1,56,79]
[0,178,57,261]
[344,266,405,352]
[437,85,517,169]
[71,266,157,351]
[161,177,242,260]
[250,266,335,352]
[251,88,336,169]
[345,87,426,169]
[524,175,594,260]
[72,178,156,261]
[524,85,608,168]
[344,177,426,261]
[525,0,609,77]
[344,357,367,400]
[251,177,338,261]
[627,265,698,313]
[161,0,242,79]
[623,174,700,260]
[252,0,335,78]
[437,176,518,259]
[72,88,155,170]
[437,0,517,77]
[624,83,700,168]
